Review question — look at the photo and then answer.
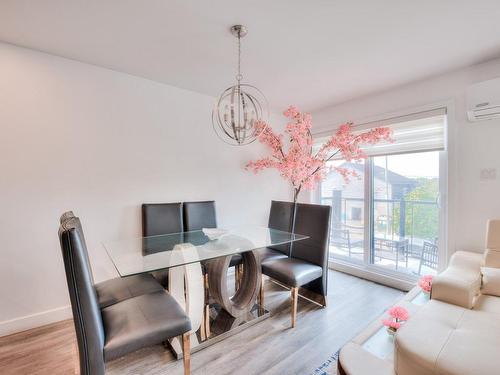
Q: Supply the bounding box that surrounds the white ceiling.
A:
[1,0,500,111]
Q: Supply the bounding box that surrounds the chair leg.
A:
[204,273,211,338]
[259,274,265,307]
[291,287,298,328]
[181,333,190,375]
[204,304,211,338]
[200,313,206,341]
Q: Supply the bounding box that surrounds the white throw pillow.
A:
[481,267,500,297]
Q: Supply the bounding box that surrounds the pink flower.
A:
[283,105,300,118]
[418,275,433,293]
[246,106,393,199]
[382,319,401,329]
[388,306,409,322]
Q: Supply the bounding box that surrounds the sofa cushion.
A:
[395,300,465,374]
[484,249,500,268]
[486,219,500,249]
[395,299,500,375]
[436,308,500,375]
[474,294,500,313]
[485,219,500,267]
[481,267,500,296]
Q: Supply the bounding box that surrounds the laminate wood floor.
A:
[0,271,404,375]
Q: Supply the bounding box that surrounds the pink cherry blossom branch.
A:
[246,106,393,201]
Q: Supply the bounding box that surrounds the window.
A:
[351,207,362,221]
[316,109,446,280]
[321,160,365,263]
[370,152,440,275]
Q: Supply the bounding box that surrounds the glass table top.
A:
[103,227,308,277]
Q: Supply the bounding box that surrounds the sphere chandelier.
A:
[212,25,269,146]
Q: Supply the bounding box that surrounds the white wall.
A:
[311,57,500,258]
[0,43,290,336]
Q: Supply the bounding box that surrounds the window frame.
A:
[311,104,450,290]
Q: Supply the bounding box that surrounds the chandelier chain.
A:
[236,32,242,82]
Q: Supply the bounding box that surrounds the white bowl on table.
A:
[202,228,228,241]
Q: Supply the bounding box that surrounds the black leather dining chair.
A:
[258,200,295,265]
[183,200,243,269]
[142,203,184,287]
[142,203,184,236]
[261,203,331,327]
[59,213,192,375]
[183,201,217,232]
[60,211,165,308]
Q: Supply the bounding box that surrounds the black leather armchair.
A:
[59,213,192,375]
[261,202,331,327]
[142,203,184,287]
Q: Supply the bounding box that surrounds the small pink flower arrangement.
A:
[382,306,409,334]
[418,275,433,294]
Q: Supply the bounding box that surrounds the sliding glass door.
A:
[316,109,446,281]
[370,152,440,276]
[320,151,440,278]
[320,160,366,264]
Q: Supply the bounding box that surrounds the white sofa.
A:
[339,219,500,375]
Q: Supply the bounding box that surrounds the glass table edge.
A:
[103,228,309,278]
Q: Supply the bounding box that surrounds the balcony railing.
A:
[320,195,439,275]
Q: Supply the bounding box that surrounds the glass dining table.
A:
[103,226,308,357]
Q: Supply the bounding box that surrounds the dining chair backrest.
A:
[142,203,183,236]
[183,201,217,231]
[268,200,296,256]
[58,214,105,375]
[60,211,95,283]
[291,203,331,298]
[292,203,331,266]
[60,210,75,224]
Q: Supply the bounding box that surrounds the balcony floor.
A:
[329,245,437,276]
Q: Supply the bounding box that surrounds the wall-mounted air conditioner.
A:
[466,77,500,122]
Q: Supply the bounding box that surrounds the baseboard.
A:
[0,305,72,337]
[329,260,414,291]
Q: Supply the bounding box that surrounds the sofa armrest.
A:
[431,274,479,308]
[431,251,482,308]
